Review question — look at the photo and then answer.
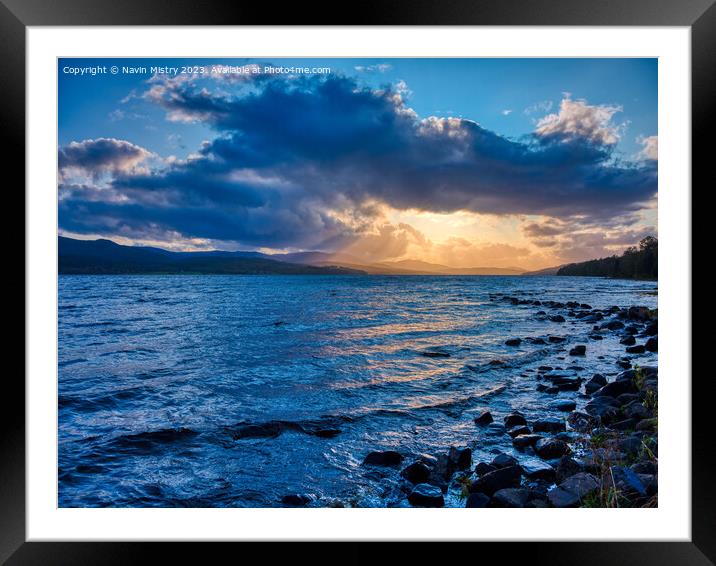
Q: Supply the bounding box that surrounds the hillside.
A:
[557,236,657,280]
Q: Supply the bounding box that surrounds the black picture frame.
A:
[5,0,711,563]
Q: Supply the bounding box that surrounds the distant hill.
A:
[557,236,657,280]
[521,265,562,276]
[58,237,365,275]
[375,259,525,275]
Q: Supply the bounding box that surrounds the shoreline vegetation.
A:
[58,235,658,280]
[347,297,658,508]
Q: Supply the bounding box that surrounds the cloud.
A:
[354,63,392,73]
[524,100,553,115]
[637,135,658,161]
[501,109,512,116]
[58,74,657,254]
[58,138,153,180]
[535,97,624,145]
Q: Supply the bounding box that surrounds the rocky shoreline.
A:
[351,296,658,508]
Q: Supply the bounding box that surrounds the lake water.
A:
[58,275,657,507]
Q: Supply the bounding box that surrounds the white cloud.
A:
[637,135,658,161]
[535,97,624,145]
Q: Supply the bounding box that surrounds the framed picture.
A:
[7,0,711,561]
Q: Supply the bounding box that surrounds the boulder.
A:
[505,338,522,346]
[491,453,519,469]
[548,336,566,343]
[465,493,490,508]
[594,379,636,398]
[584,374,607,395]
[626,344,646,354]
[513,434,543,450]
[560,472,599,499]
[533,418,566,433]
[490,488,530,508]
[469,465,522,496]
[566,411,597,432]
[644,321,658,336]
[550,400,577,412]
[555,456,585,483]
[549,315,566,323]
[475,462,497,476]
[605,320,625,330]
[281,494,312,506]
[535,438,571,460]
[448,446,472,470]
[569,345,587,356]
[548,487,581,508]
[521,459,557,482]
[620,335,636,346]
[504,413,528,427]
[363,450,404,467]
[401,462,432,485]
[611,466,647,496]
[645,336,658,352]
[474,410,494,425]
[627,306,651,321]
[508,425,532,438]
[408,483,445,507]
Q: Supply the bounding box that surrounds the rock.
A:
[567,411,597,432]
[605,320,625,330]
[610,418,638,431]
[505,338,522,346]
[569,345,587,356]
[624,401,650,420]
[474,410,494,425]
[448,446,472,470]
[616,393,640,405]
[490,488,530,508]
[465,493,490,508]
[486,422,506,435]
[555,456,585,483]
[363,450,404,466]
[314,428,342,438]
[631,461,657,475]
[533,418,566,433]
[611,466,646,496]
[584,374,607,394]
[644,321,658,336]
[620,335,636,346]
[635,418,657,432]
[513,434,543,450]
[430,454,456,482]
[549,315,566,323]
[627,306,651,321]
[594,379,636,398]
[548,336,566,343]
[548,487,581,508]
[645,336,658,352]
[521,459,557,482]
[491,453,518,468]
[538,365,554,371]
[504,413,527,427]
[475,462,497,476]
[408,483,445,507]
[616,359,632,369]
[626,345,646,354]
[530,338,547,345]
[469,465,522,496]
[535,438,571,460]
[508,425,531,438]
[560,472,599,499]
[281,494,311,506]
[550,400,576,412]
[589,334,604,340]
[400,462,431,484]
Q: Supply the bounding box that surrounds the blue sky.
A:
[58,58,658,268]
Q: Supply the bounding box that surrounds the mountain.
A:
[375,259,525,275]
[58,237,365,275]
[557,236,657,280]
[521,265,562,276]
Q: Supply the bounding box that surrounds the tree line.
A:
[557,236,657,279]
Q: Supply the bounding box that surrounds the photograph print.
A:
[58,57,659,509]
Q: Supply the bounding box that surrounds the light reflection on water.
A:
[58,275,657,507]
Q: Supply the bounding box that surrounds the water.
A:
[58,275,657,507]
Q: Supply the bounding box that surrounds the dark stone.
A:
[624,325,639,335]
[314,428,342,438]
[512,434,543,449]
[474,410,494,425]
[281,494,311,506]
[363,450,404,466]
[408,483,445,507]
[538,365,554,371]
[469,465,522,496]
[584,373,607,394]
[627,306,651,321]
[631,461,658,475]
[626,344,646,354]
[474,462,497,476]
[504,413,527,427]
[594,379,637,398]
[548,487,580,508]
[605,320,625,330]
[430,454,456,482]
[533,418,566,433]
[589,334,604,340]
[465,493,490,508]
[645,336,658,352]
[521,460,557,482]
[624,401,650,420]
[569,345,586,356]
[620,335,636,346]
[611,418,638,431]
[548,336,566,343]
[490,488,530,508]
[535,438,571,460]
[566,411,597,432]
[616,359,632,369]
[549,315,566,323]
[644,321,658,336]
[400,462,432,484]
[611,466,646,496]
[550,400,576,412]
[491,453,518,469]
[505,338,522,346]
[448,446,472,470]
[508,425,531,438]
[555,456,585,483]
[560,472,599,499]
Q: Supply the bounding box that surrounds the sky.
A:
[58,58,658,269]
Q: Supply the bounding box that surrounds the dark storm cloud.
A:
[58,74,657,248]
[58,138,153,179]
